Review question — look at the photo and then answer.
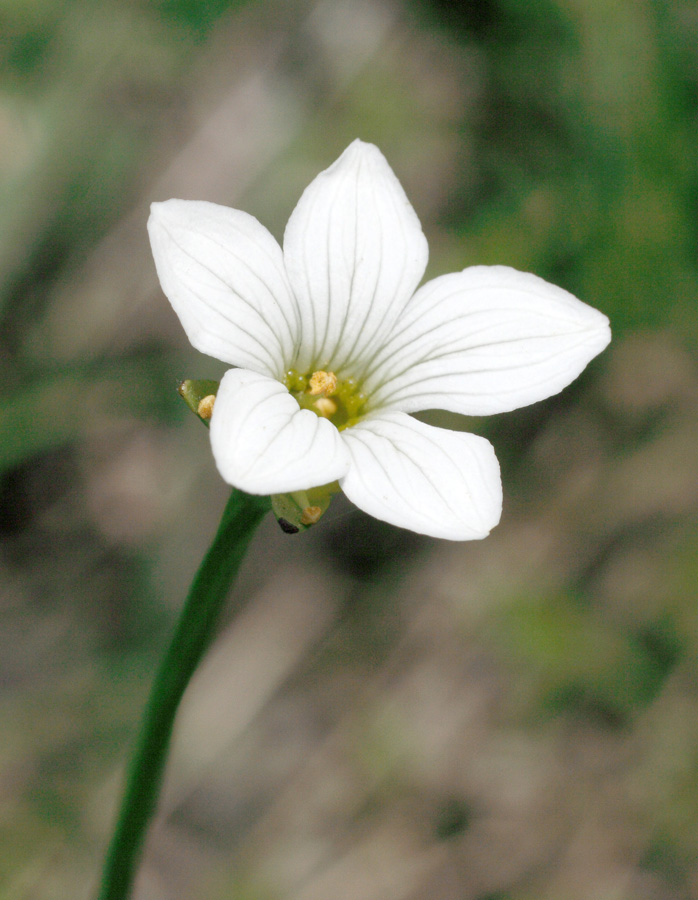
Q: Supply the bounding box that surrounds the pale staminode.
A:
[196,394,216,420]
[148,140,611,540]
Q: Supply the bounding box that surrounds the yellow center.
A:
[284,368,367,429]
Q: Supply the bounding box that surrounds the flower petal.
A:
[340,412,502,540]
[148,200,299,378]
[283,140,428,376]
[210,369,351,494]
[367,266,611,415]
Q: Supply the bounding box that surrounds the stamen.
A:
[300,506,323,525]
[308,370,338,396]
[197,395,216,419]
[313,397,337,417]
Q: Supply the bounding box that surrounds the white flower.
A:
[148,140,610,540]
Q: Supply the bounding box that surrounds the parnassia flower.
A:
[148,140,610,540]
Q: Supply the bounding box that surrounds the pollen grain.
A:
[308,370,338,396]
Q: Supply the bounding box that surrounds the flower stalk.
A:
[97,488,270,900]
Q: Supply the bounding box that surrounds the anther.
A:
[197,395,216,419]
[300,506,323,525]
[313,397,337,417]
[308,370,338,396]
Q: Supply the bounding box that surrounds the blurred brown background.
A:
[1,0,696,898]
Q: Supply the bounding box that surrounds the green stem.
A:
[98,489,270,900]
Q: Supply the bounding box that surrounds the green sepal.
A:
[271,482,340,534]
[177,379,220,427]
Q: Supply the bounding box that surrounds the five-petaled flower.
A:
[148,140,610,540]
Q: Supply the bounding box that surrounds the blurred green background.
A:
[1,0,696,898]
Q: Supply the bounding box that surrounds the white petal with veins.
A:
[367,266,611,415]
[283,140,428,375]
[148,200,299,378]
[210,369,351,495]
[340,412,502,540]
